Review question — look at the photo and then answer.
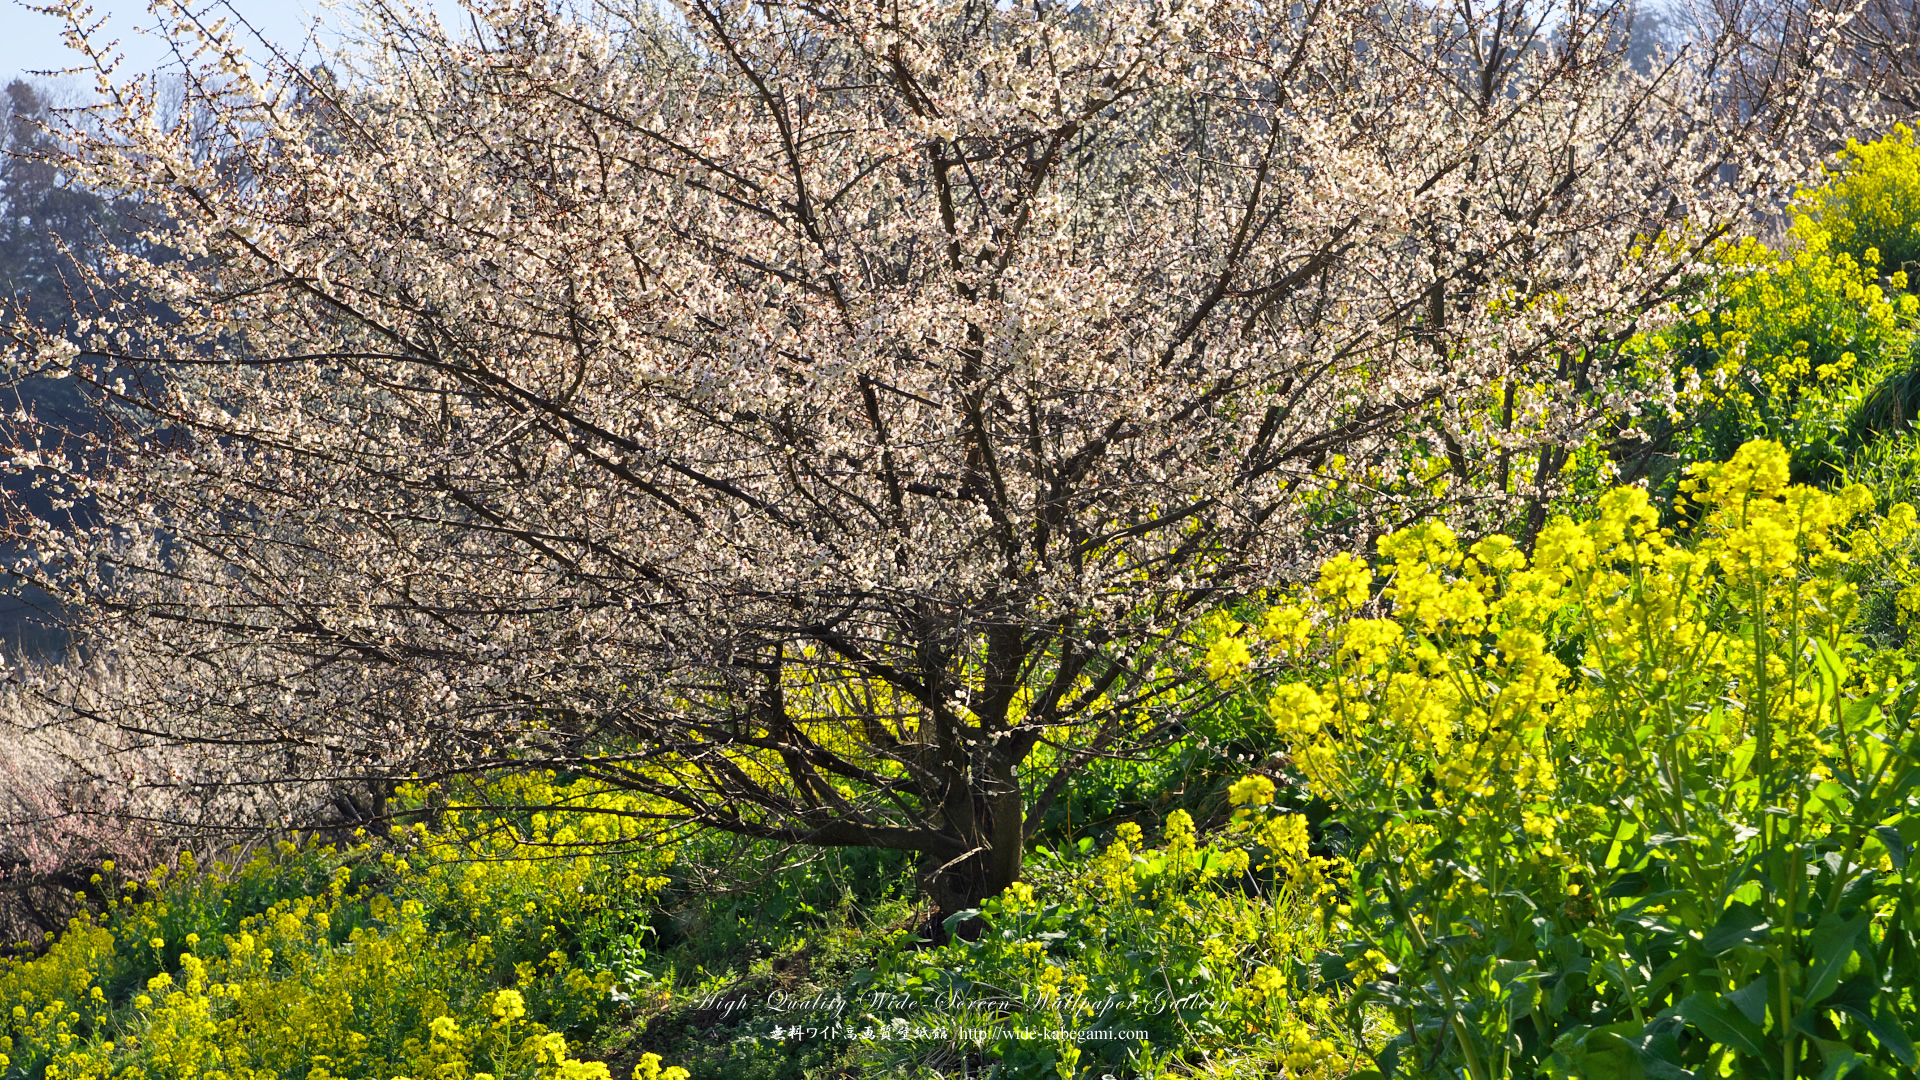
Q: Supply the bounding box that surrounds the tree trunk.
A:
[921,843,1021,942]
[921,775,1025,941]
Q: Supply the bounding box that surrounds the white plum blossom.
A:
[0,0,1858,916]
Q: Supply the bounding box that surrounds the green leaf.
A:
[1872,824,1907,872]
[1725,976,1769,1026]
[1603,872,1650,898]
[1702,901,1771,954]
[1647,946,1714,1000]
[1493,958,1538,985]
[1810,780,1849,812]
[1802,910,1873,1011]
[1604,820,1640,869]
[1676,991,1773,1067]
[1646,832,1700,847]
[1550,1024,1639,1080]
[1811,1036,1866,1080]
[1546,1046,1636,1080]
[1817,638,1847,712]
[1614,1023,1698,1080]
[1833,1000,1918,1067]
[940,908,981,938]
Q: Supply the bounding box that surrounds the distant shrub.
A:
[0,660,319,949]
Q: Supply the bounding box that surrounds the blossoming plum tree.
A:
[0,0,1859,918]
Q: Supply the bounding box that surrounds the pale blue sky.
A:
[0,0,463,88]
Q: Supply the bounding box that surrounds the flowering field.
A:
[7,0,1920,1075]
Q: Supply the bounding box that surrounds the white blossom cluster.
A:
[0,0,1859,904]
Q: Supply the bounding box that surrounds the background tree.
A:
[0,0,1854,921]
[1783,0,1920,120]
[0,76,185,652]
[0,79,111,651]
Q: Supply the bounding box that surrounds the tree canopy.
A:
[0,0,1857,918]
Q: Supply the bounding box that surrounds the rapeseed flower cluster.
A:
[1254,438,1920,1076]
[1798,124,1920,277]
[1645,129,1920,483]
[0,776,684,1080]
[1265,440,1884,858]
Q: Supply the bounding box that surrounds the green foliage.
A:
[1656,236,1917,484]
[1024,668,1285,851]
[854,808,1355,1080]
[1250,441,1920,1078]
[618,842,917,1080]
[644,839,914,979]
